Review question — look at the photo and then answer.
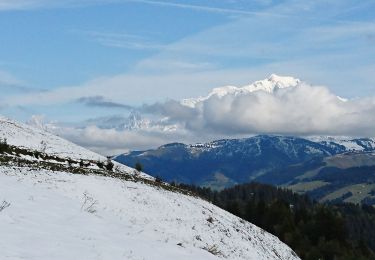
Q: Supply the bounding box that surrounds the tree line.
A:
[176,182,375,260]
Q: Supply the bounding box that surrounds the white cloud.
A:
[124,0,286,18]
[0,0,127,11]
[0,0,283,15]
[0,70,24,86]
[0,70,38,107]
[55,125,196,155]
[77,30,167,50]
[0,0,74,10]
[0,0,40,10]
[144,83,375,137]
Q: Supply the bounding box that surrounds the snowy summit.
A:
[181,74,301,107]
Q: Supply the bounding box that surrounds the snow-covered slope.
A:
[181,74,300,108]
[0,166,299,260]
[0,115,142,177]
[0,115,102,161]
[308,136,375,152]
[0,116,299,260]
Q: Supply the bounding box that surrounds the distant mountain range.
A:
[114,135,375,205]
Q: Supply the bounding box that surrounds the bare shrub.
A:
[203,245,222,256]
[81,192,98,214]
[155,176,163,183]
[135,162,143,172]
[105,157,114,171]
[0,200,10,212]
[40,141,47,153]
[206,216,214,223]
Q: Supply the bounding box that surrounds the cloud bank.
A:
[36,76,375,155]
[145,83,375,137]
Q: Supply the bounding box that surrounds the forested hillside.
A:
[177,182,375,260]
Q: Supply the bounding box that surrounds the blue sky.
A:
[1,0,375,153]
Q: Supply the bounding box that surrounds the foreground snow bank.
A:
[0,166,299,260]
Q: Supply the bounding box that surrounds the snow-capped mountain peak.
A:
[208,85,239,98]
[181,74,300,108]
[122,110,151,130]
[249,74,300,92]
